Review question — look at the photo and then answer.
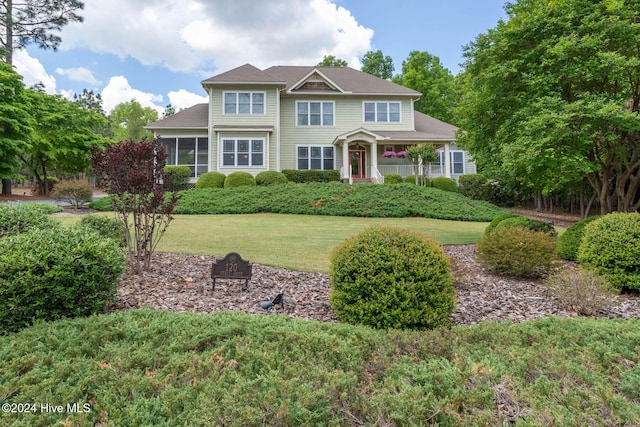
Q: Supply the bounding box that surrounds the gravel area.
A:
[113,245,640,325]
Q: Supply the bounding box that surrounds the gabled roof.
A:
[201,64,286,86]
[146,103,208,130]
[264,66,421,97]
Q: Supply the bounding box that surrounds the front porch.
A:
[333,129,454,184]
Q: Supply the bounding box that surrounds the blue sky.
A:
[14,0,507,114]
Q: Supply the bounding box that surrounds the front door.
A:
[350,150,366,179]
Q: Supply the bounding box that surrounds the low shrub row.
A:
[165,183,506,221]
[479,211,640,292]
[282,169,340,183]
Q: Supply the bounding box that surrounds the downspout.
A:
[276,87,281,171]
[207,86,214,172]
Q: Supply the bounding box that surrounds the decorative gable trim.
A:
[288,68,350,94]
[332,128,386,146]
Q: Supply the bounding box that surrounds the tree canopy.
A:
[393,51,456,123]
[109,100,158,142]
[0,62,32,180]
[22,89,109,195]
[456,0,640,214]
[317,55,348,67]
[361,50,394,80]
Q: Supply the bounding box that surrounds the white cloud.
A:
[167,89,208,111]
[56,66,101,86]
[101,75,164,114]
[60,0,373,73]
[12,50,57,93]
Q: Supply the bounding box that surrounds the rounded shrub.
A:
[0,203,58,238]
[431,177,458,192]
[477,227,557,278]
[77,214,127,247]
[255,171,288,186]
[557,216,600,261]
[495,216,558,238]
[329,226,455,330]
[383,174,403,184]
[164,165,193,189]
[458,174,488,200]
[0,226,127,333]
[52,179,94,209]
[196,171,226,189]
[224,171,256,188]
[577,213,640,291]
[484,213,520,235]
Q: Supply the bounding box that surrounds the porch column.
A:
[371,140,378,181]
[342,142,349,182]
[444,142,451,178]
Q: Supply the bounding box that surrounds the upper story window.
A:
[364,101,401,123]
[224,92,265,115]
[297,101,334,126]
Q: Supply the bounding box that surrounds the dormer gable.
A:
[287,68,349,94]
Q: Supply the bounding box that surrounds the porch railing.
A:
[378,164,445,178]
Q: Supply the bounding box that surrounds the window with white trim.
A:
[363,101,401,123]
[434,150,465,174]
[224,92,265,115]
[297,146,334,170]
[296,101,334,126]
[222,139,264,167]
[161,137,209,177]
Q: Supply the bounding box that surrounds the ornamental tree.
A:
[406,145,438,186]
[90,138,180,273]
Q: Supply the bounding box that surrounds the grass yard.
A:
[58,213,487,272]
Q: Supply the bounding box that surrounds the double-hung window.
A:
[224,92,265,115]
[363,102,400,123]
[297,101,334,126]
[297,146,334,170]
[222,139,264,167]
[434,150,465,174]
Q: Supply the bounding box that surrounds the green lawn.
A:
[59,213,487,272]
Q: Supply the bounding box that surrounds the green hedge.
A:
[164,166,192,189]
[383,174,403,184]
[282,169,340,183]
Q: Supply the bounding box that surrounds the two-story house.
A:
[146,63,475,183]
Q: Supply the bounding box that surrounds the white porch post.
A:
[342,141,349,182]
[371,140,378,181]
[444,142,451,178]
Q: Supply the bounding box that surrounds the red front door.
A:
[350,150,366,179]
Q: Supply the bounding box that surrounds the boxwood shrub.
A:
[255,171,288,186]
[578,213,640,291]
[431,177,458,192]
[477,227,557,278]
[164,165,193,189]
[484,213,520,235]
[403,175,431,186]
[0,226,126,333]
[329,226,455,330]
[224,171,256,188]
[196,171,226,189]
[495,216,558,238]
[557,216,600,261]
[0,203,59,238]
[383,174,403,184]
